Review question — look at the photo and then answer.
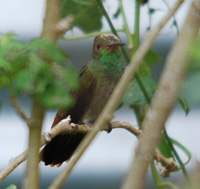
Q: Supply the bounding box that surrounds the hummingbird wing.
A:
[41,64,97,166]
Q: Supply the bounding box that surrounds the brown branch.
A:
[0,116,71,183]
[0,151,28,182]
[42,120,142,147]
[155,149,177,178]
[56,15,74,36]
[0,117,174,182]
[23,0,62,188]
[23,97,45,189]
[110,121,141,136]
[122,0,200,188]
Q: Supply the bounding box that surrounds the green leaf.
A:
[171,20,178,29]
[28,38,66,63]
[0,75,10,88]
[190,38,200,69]
[158,135,175,159]
[138,50,160,76]
[61,68,79,91]
[13,69,35,94]
[0,36,25,57]
[178,96,189,115]
[6,184,17,189]
[143,50,160,66]
[0,34,79,110]
[113,7,120,18]
[39,86,75,109]
[61,0,103,33]
[123,76,157,106]
[150,162,163,188]
[170,138,192,167]
[0,57,11,71]
[149,8,156,15]
[137,61,151,77]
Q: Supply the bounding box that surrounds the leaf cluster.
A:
[123,50,160,106]
[61,0,103,33]
[0,34,79,109]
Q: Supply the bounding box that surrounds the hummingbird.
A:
[41,34,125,166]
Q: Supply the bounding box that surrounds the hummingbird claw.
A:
[107,123,112,133]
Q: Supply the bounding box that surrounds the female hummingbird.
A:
[41,34,125,166]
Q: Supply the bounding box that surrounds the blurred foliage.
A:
[61,0,103,33]
[159,136,175,159]
[171,138,192,168]
[182,38,200,106]
[0,34,79,109]
[6,185,17,189]
[123,76,157,106]
[178,96,189,115]
[191,38,200,64]
[123,50,160,107]
[138,50,160,77]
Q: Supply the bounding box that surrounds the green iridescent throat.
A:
[93,49,124,75]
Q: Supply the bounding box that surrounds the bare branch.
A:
[0,151,28,182]
[0,117,71,183]
[111,121,141,136]
[9,95,30,127]
[56,15,74,36]
[1,118,174,182]
[23,98,45,189]
[0,119,136,182]
[155,149,177,178]
[122,0,200,188]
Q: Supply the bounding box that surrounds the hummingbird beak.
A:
[106,42,125,47]
[106,42,125,52]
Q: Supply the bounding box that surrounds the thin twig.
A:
[111,121,141,136]
[155,149,177,178]
[0,119,137,182]
[122,0,200,188]
[9,95,30,126]
[48,0,184,187]
[0,151,28,182]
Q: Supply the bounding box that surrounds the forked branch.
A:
[0,117,176,183]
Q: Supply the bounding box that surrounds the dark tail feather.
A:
[41,132,85,166]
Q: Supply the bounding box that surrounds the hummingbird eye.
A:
[96,44,101,49]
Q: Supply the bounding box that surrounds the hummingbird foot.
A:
[107,122,112,133]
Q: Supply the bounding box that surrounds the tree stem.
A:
[122,1,199,188]
[23,97,44,189]
[23,0,61,188]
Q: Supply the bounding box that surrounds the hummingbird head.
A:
[92,34,125,59]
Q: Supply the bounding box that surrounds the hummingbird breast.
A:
[82,75,120,125]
